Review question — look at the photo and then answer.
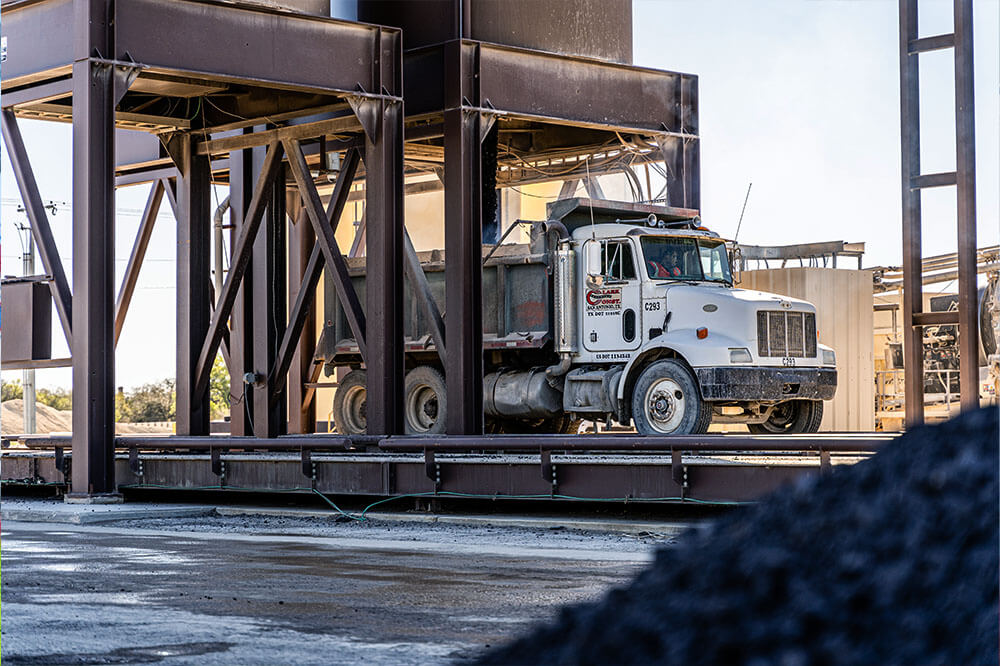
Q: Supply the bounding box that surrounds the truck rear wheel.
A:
[404,366,447,434]
[631,359,711,435]
[332,369,367,435]
[748,399,824,434]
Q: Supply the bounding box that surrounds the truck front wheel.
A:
[404,366,447,434]
[631,360,711,435]
[332,369,367,435]
[748,399,824,434]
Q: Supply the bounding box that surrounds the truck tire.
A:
[631,359,711,435]
[748,399,824,434]
[404,366,447,434]
[332,369,367,435]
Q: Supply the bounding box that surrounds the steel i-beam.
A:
[252,152,287,438]
[444,42,484,434]
[228,138,257,436]
[954,0,979,412]
[175,134,212,436]
[69,0,116,497]
[363,101,406,435]
[899,0,925,426]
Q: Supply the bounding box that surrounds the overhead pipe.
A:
[212,195,230,302]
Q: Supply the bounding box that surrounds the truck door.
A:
[582,238,642,354]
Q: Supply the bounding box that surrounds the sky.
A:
[1,0,998,390]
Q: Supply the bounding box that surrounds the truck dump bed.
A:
[321,240,554,362]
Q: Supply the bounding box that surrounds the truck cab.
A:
[555,200,837,434]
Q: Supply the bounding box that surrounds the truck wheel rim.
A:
[406,384,439,432]
[343,386,367,433]
[644,378,685,433]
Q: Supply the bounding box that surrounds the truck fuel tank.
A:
[484,369,564,419]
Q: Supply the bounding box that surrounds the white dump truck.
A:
[322,199,837,435]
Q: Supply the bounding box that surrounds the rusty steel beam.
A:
[175,133,213,436]
[908,33,955,54]
[250,152,288,439]
[405,41,698,137]
[198,115,365,156]
[286,208,316,434]
[114,179,165,345]
[1,77,74,109]
[912,311,961,327]
[1,445,887,505]
[899,0,924,427]
[953,0,979,412]
[284,141,367,359]
[69,0,116,498]
[2,0,401,96]
[12,432,893,455]
[378,433,893,454]
[443,41,484,435]
[194,141,284,400]
[362,100,406,436]
[1,110,74,346]
[227,143,256,436]
[270,147,361,404]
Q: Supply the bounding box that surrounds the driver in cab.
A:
[648,247,683,278]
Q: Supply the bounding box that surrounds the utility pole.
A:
[21,222,36,434]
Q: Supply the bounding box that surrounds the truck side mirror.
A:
[730,245,743,285]
[586,242,602,277]
[585,241,604,288]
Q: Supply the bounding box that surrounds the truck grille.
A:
[757,311,817,358]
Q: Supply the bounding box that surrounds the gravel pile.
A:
[477,407,999,665]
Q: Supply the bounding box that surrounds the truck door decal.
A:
[582,239,642,353]
[585,288,622,315]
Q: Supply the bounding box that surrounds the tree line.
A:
[1,355,231,423]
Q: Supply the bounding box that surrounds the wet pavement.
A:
[1,519,654,665]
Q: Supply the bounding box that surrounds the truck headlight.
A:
[822,349,836,366]
[729,348,753,364]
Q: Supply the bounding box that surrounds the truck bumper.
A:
[694,366,837,402]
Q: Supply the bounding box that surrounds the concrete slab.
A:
[1,498,216,525]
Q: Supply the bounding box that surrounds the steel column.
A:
[953,0,979,411]
[251,160,287,438]
[69,0,115,497]
[899,0,924,426]
[364,101,406,435]
[228,142,256,436]
[443,49,484,434]
[175,134,212,436]
[286,208,316,433]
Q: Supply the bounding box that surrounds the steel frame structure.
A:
[898,0,979,426]
[2,0,405,498]
[8,1,904,508]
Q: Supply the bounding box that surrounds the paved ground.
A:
[0,503,676,665]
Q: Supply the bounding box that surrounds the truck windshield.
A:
[640,236,732,284]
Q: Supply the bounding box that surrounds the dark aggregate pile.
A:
[476,407,999,666]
